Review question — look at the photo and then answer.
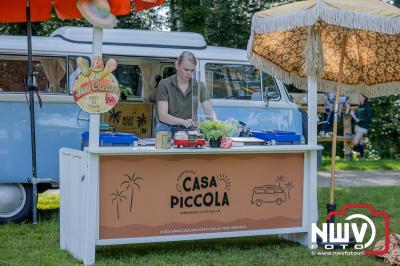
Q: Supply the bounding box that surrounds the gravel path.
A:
[318,170,400,187]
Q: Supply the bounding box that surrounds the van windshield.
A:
[205,63,280,101]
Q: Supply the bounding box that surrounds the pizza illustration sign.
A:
[73,56,120,114]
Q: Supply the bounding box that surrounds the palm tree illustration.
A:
[276,175,286,187]
[120,173,143,212]
[108,108,122,125]
[284,181,294,200]
[137,113,147,128]
[110,189,127,220]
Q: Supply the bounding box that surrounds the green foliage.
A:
[368,95,400,159]
[169,0,297,49]
[199,120,236,141]
[319,157,400,171]
[175,0,209,36]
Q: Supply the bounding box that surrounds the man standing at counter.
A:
[156,51,216,133]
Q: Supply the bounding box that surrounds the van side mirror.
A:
[263,86,270,107]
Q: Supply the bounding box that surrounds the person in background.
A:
[157,51,216,133]
[350,94,372,159]
[319,92,350,137]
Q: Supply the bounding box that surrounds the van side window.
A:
[266,187,275,194]
[255,188,265,194]
[0,55,68,94]
[113,64,143,99]
[162,66,176,79]
[205,63,280,101]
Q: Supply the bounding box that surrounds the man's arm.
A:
[201,100,217,120]
[158,101,196,128]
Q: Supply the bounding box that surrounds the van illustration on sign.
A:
[110,172,143,220]
[72,56,120,113]
[251,176,295,206]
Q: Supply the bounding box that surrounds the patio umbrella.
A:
[0,0,165,224]
[247,0,400,224]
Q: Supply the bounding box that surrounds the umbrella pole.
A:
[328,33,348,221]
[26,0,38,224]
[318,32,355,248]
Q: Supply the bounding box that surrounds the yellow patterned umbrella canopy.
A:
[248,0,400,97]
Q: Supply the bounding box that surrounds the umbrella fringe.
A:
[316,79,400,98]
[252,6,317,33]
[320,2,400,35]
[252,1,400,34]
[248,48,309,90]
[303,24,323,78]
[248,49,400,98]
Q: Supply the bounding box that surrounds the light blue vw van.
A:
[0,27,306,222]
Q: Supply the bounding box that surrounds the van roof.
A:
[50,27,207,50]
[254,185,279,189]
[0,27,248,62]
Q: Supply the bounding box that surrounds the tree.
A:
[369,95,400,159]
[167,0,210,36]
[168,0,295,49]
[168,0,179,31]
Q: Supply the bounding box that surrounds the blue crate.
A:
[81,131,138,149]
[251,131,275,141]
[250,130,301,144]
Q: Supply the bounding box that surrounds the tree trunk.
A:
[169,0,179,31]
[130,187,133,212]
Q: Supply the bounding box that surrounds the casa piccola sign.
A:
[171,170,231,209]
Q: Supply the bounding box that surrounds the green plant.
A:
[199,120,236,141]
[119,85,133,100]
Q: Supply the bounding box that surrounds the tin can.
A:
[156,131,172,149]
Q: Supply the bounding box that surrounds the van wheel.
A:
[196,144,202,149]
[299,108,308,144]
[0,184,32,223]
[256,200,262,206]
[179,144,184,149]
[276,198,282,205]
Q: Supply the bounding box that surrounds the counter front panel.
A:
[99,153,304,240]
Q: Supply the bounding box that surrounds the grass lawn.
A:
[319,158,400,171]
[1,187,399,265]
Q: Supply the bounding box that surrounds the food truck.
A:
[0,27,307,227]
